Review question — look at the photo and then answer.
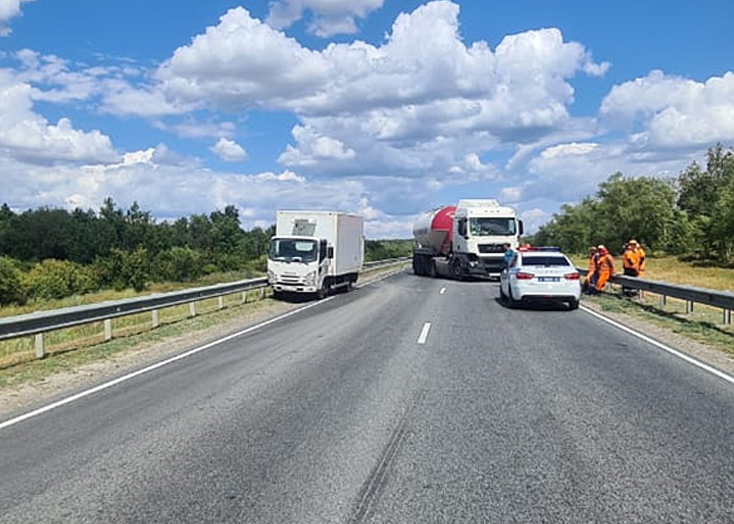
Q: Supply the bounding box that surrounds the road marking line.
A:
[440,287,446,294]
[417,322,431,345]
[0,298,334,432]
[581,305,734,386]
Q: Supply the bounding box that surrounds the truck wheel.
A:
[451,259,463,280]
[317,282,328,300]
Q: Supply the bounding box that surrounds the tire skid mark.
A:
[348,389,425,523]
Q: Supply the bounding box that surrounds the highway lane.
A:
[1,271,734,523]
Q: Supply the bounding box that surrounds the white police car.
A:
[499,247,581,310]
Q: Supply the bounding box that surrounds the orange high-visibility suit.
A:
[595,249,615,291]
[622,247,640,276]
[628,240,646,275]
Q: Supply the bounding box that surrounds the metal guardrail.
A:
[0,258,410,359]
[578,268,734,324]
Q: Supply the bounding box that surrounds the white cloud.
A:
[266,0,385,37]
[0,72,119,164]
[0,0,33,36]
[211,138,247,162]
[278,125,356,166]
[600,70,734,148]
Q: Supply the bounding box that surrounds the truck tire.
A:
[451,258,463,280]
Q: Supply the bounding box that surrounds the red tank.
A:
[412,206,456,256]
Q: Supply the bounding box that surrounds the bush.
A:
[151,247,203,282]
[23,259,92,300]
[0,256,26,305]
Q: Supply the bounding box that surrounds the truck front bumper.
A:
[272,283,319,294]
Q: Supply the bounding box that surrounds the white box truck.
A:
[267,211,364,299]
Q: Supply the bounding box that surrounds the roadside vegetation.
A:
[530,144,734,267]
[0,197,411,311]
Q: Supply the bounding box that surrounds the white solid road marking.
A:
[440,287,447,294]
[417,322,432,345]
[0,268,411,431]
[581,305,734,386]
[0,298,334,432]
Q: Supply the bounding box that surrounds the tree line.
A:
[0,198,412,306]
[531,144,734,263]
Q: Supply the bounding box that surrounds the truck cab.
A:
[452,199,523,278]
[267,236,330,295]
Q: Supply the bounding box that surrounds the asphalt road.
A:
[1,271,733,523]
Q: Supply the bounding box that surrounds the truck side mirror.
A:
[519,220,524,236]
[327,246,334,259]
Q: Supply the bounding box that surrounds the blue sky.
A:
[1,0,733,238]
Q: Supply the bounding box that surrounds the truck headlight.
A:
[304,270,317,285]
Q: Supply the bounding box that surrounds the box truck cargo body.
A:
[268,211,364,298]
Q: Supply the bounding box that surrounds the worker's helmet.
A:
[598,245,608,255]
[628,239,638,246]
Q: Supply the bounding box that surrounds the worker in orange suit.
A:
[621,242,640,297]
[622,243,640,276]
[583,246,598,293]
[628,239,646,275]
[594,245,615,293]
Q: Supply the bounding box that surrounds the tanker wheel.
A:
[451,259,464,280]
[429,260,437,278]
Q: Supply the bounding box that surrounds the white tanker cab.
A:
[412,199,523,280]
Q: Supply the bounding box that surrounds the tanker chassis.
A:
[412,199,523,279]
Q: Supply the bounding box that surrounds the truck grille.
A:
[278,275,303,284]
[478,244,505,254]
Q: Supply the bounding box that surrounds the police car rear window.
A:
[521,256,570,266]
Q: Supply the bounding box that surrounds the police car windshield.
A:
[522,255,570,266]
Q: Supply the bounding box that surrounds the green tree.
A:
[0,256,25,305]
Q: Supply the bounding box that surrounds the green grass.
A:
[0,262,408,390]
[0,287,274,389]
[571,253,734,359]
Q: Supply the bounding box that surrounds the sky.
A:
[1,0,733,238]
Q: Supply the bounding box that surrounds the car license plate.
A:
[537,277,560,282]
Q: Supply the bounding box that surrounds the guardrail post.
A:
[34,333,45,359]
[218,296,224,310]
[686,301,693,314]
[259,287,265,300]
[724,309,732,325]
[660,294,667,306]
[242,291,248,304]
[104,319,113,341]
[189,302,196,317]
[152,310,159,328]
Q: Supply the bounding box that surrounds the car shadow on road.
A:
[493,296,576,312]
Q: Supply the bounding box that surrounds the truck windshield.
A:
[469,217,516,236]
[268,239,318,263]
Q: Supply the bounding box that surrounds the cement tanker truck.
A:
[412,199,523,279]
